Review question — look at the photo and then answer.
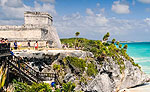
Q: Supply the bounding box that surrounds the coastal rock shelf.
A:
[13,50,94,59]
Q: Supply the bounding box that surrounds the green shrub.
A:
[13,80,52,92]
[80,77,87,85]
[131,61,141,70]
[62,82,75,92]
[116,41,120,45]
[86,62,98,76]
[119,44,122,48]
[112,38,116,44]
[61,36,140,74]
[13,80,76,92]
[53,64,61,71]
[64,56,86,73]
[123,44,128,49]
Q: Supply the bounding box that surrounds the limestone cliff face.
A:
[13,50,150,92]
[85,57,150,92]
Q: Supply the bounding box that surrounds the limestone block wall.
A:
[24,12,52,26]
[0,12,62,48]
[41,26,62,48]
[0,27,42,41]
[0,25,22,30]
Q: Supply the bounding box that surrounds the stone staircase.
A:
[8,59,57,83]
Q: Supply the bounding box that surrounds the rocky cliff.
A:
[86,57,150,92]
[13,50,150,92]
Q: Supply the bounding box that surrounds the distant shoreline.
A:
[119,41,150,43]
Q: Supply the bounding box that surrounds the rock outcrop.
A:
[13,50,94,72]
[85,57,150,92]
[13,50,150,92]
[13,50,94,59]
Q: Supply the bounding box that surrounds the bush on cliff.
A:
[87,62,98,76]
[61,33,141,72]
[63,56,98,77]
[63,56,86,73]
[13,80,76,92]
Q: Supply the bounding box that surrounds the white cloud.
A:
[33,1,57,15]
[100,8,105,13]
[0,0,150,41]
[0,0,57,21]
[132,0,135,5]
[145,8,150,12]
[86,8,94,15]
[85,14,108,26]
[138,0,150,4]
[0,19,24,25]
[54,11,146,40]
[0,4,31,19]
[112,1,130,14]
[5,0,23,8]
[54,6,150,41]
[96,3,100,7]
[144,18,150,25]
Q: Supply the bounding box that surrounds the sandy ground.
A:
[119,84,150,92]
[128,85,150,92]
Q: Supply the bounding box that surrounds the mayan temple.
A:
[0,11,61,48]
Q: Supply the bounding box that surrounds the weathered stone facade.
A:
[0,11,61,48]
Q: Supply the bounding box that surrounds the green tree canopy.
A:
[119,44,122,48]
[123,44,128,49]
[75,32,80,37]
[103,32,110,41]
[112,38,116,44]
[116,41,120,45]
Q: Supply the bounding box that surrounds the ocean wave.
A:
[130,57,150,74]
[132,57,150,63]
[140,66,150,74]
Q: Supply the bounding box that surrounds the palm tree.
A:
[123,44,128,49]
[116,41,120,45]
[75,32,80,37]
[103,32,110,41]
[112,38,116,44]
[119,44,122,48]
[62,82,75,92]
[75,32,80,48]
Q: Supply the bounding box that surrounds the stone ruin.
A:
[0,11,61,48]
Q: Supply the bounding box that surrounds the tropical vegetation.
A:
[61,32,141,73]
[13,80,75,92]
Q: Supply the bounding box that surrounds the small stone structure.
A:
[0,11,61,48]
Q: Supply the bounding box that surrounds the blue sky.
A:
[0,0,150,41]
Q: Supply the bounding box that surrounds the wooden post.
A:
[36,72,39,83]
[6,58,9,88]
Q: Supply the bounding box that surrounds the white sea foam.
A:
[130,57,150,74]
[132,57,150,63]
[139,66,150,74]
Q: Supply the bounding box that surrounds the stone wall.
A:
[0,11,61,48]
[24,11,52,26]
[0,28,42,40]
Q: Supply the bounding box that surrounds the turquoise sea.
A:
[121,42,150,74]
